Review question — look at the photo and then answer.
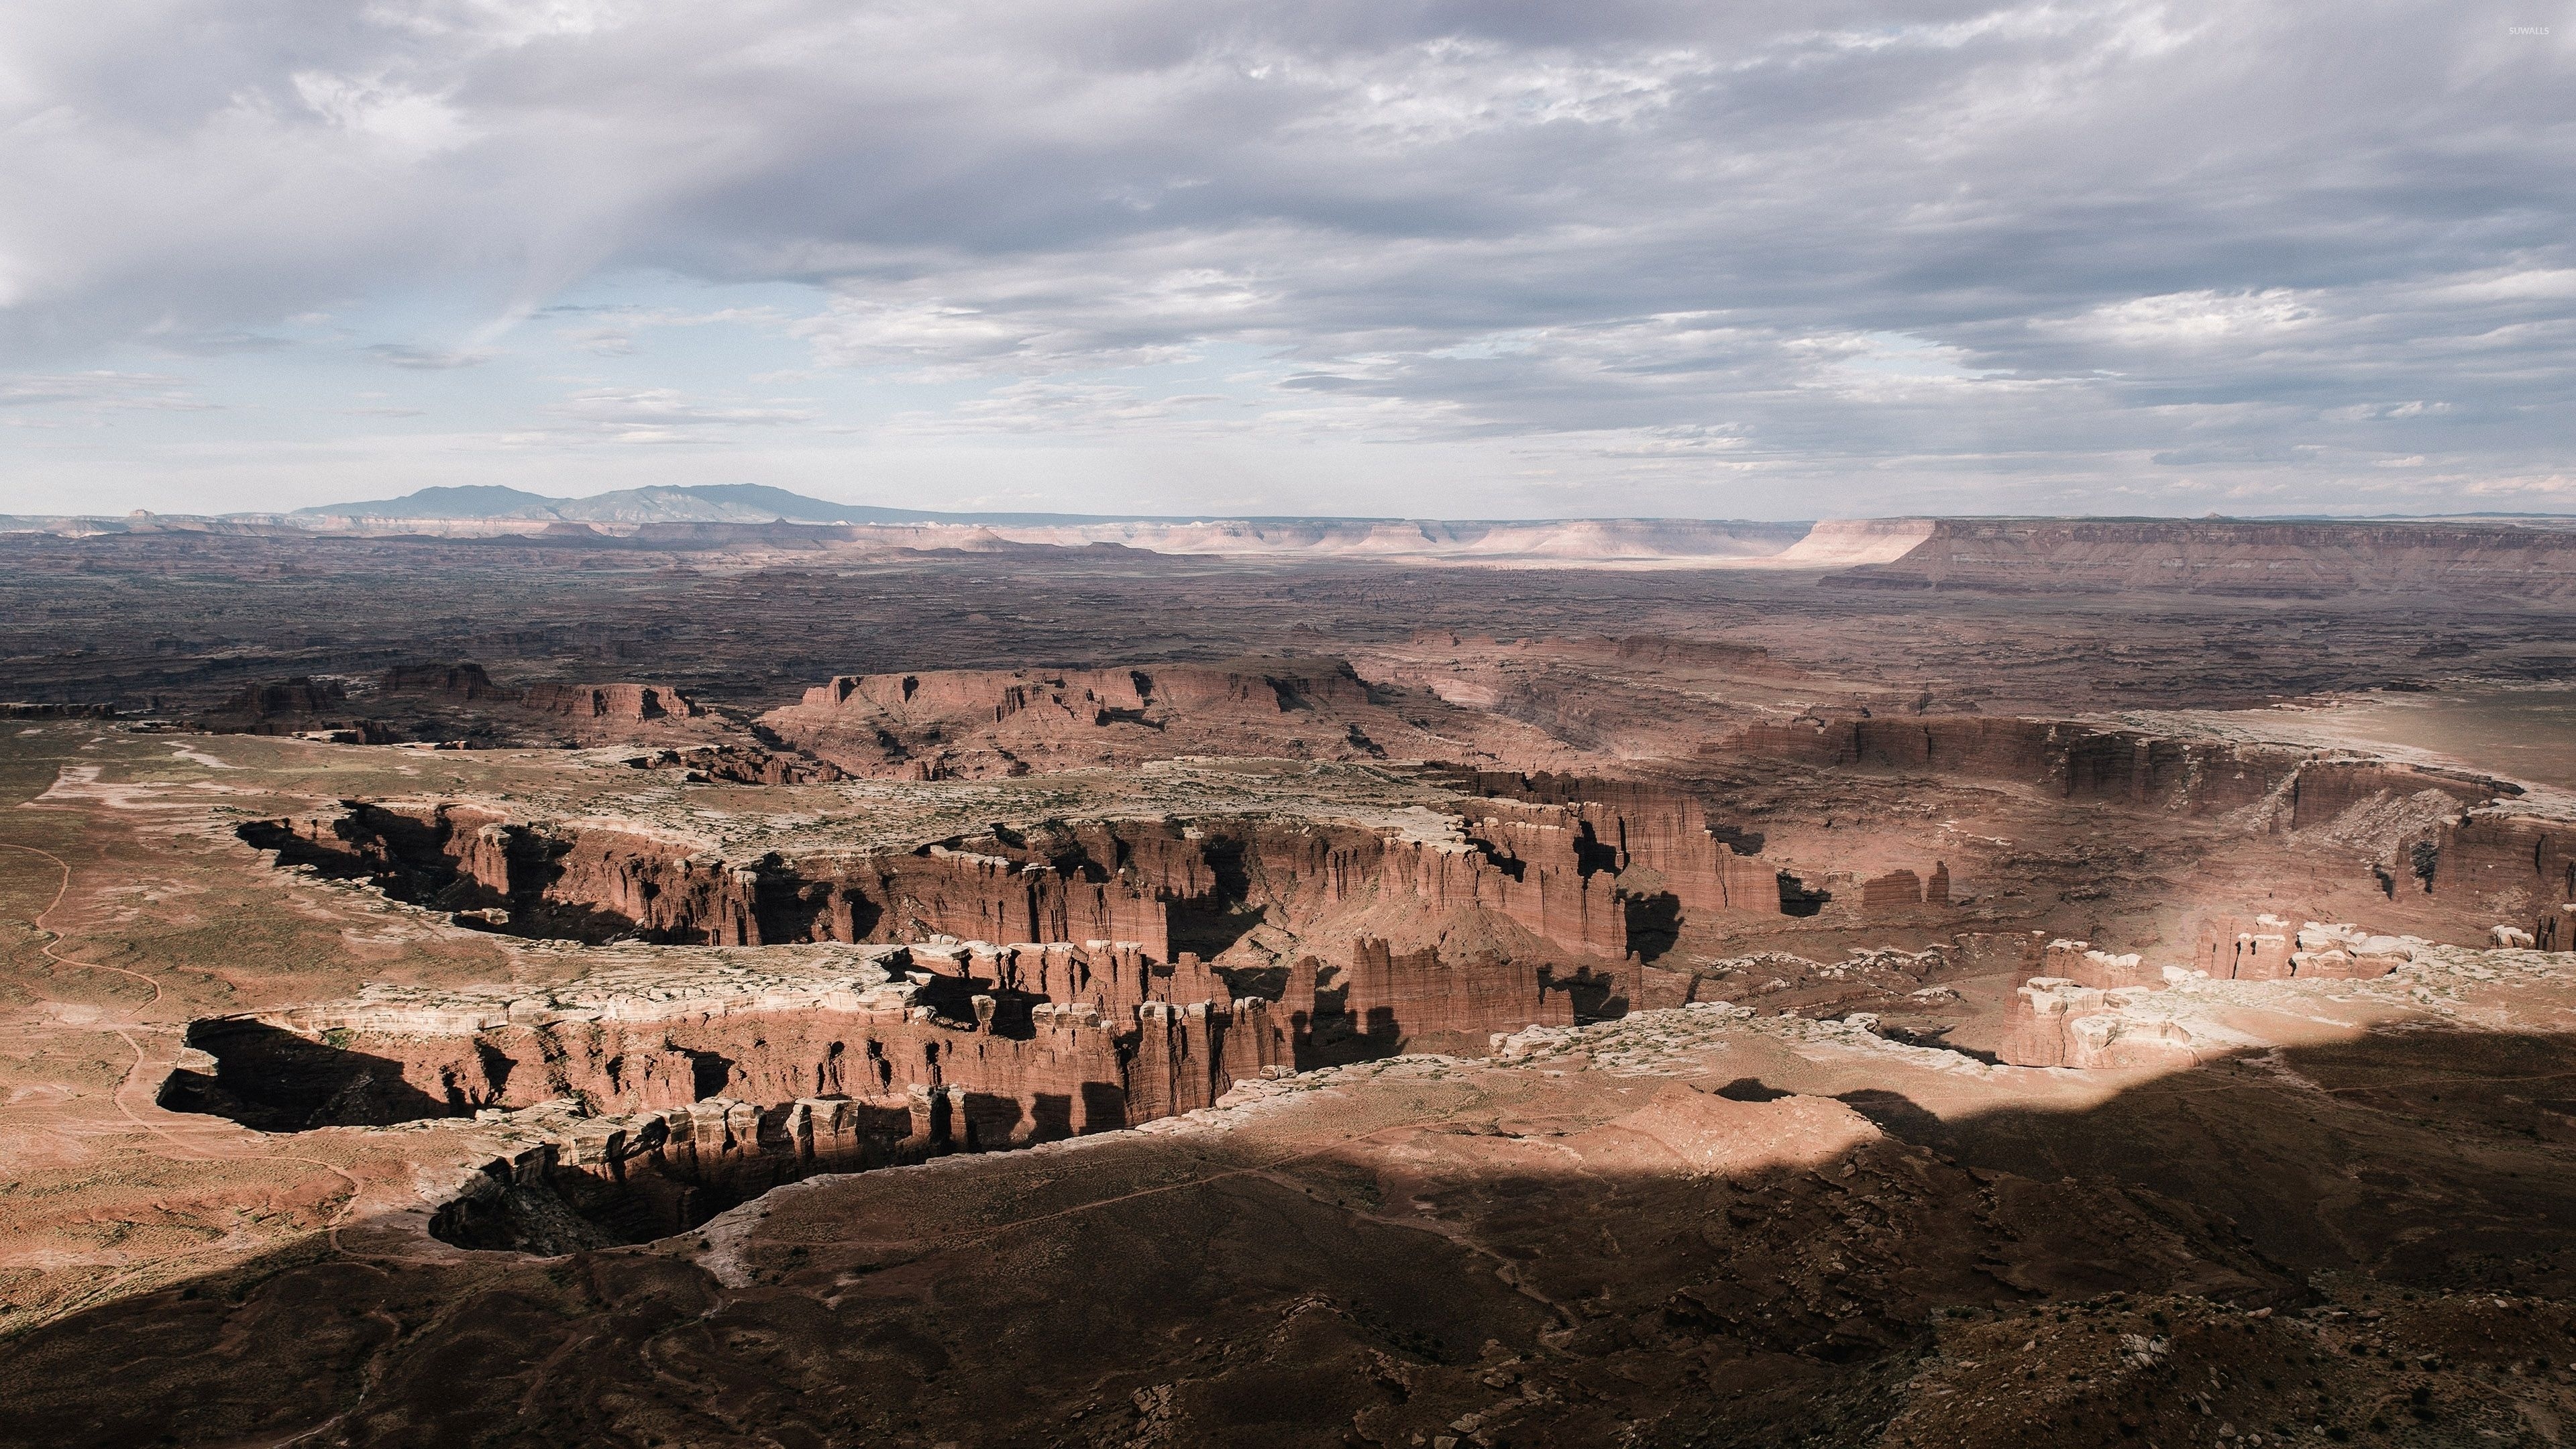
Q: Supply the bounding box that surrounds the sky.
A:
[1,0,2571,521]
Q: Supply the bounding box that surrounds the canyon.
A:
[5,522,2576,1447]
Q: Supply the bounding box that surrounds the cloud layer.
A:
[1,0,2569,515]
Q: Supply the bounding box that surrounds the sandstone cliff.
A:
[757,657,1454,777]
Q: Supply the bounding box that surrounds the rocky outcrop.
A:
[1727,716,2304,814]
[1860,867,1949,914]
[2003,917,2424,1069]
[2039,938,2163,989]
[2189,916,2409,980]
[1299,938,1579,1059]
[381,662,704,722]
[1998,978,2200,1071]
[237,806,1179,953]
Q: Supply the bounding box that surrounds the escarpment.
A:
[231,771,1825,973]
[756,657,1515,777]
[160,949,1292,1243]
[1724,713,2510,820]
[1822,517,2576,598]
[160,926,1592,1246]
[189,660,722,747]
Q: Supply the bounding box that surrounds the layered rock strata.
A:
[2000,920,2421,1068]
[1821,517,2576,599]
[167,928,1586,1244]
[1725,716,2503,824]
[757,657,1436,777]
[234,788,1782,967]
[166,948,1296,1240]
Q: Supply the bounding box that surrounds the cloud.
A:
[0,371,215,412]
[534,385,817,442]
[364,343,490,369]
[0,0,2569,513]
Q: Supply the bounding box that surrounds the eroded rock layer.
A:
[759,657,1490,777]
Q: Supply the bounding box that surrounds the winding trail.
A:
[0,833,380,1334]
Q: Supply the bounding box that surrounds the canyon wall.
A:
[1438,770,1786,916]
[758,658,1389,778]
[1723,716,2502,825]
[237,798,1672,967]
[2409,810,2576,944]
[169,921,1587,1242]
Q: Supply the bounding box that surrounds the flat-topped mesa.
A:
[621,743,847,786]
[379,661,513,700]
[522,682,703,720]
[1723,715,2506,822]
[194,677,394,739]
[1818,517,2576,599]
[1859,866,1950,914]
[234,804,1177,953]
[757,657,1422,778]
[378,661,706,720]
[158,920,1598,1250]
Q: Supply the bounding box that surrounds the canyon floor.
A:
[5,525,2576,1448]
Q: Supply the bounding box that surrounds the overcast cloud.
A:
[1,0,2569,517]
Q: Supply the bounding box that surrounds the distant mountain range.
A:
[290,483,1161,528]
[10,486,2569,574]
[284,485,2576,530]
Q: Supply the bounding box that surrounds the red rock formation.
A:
[1339,938,1575,1055]
[1443,771,1788,919]
[1861,869,1923,912]
[2412,810,2576,932]
[1254,938,1576,1065]
[245,939,1269,1148]
[524,682,703,720]
[219,678,344,716]
[1998,979,2198,1071]
[2041,939,2162,990]
[758,657,1401,777]
[2192,914,2297,980]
